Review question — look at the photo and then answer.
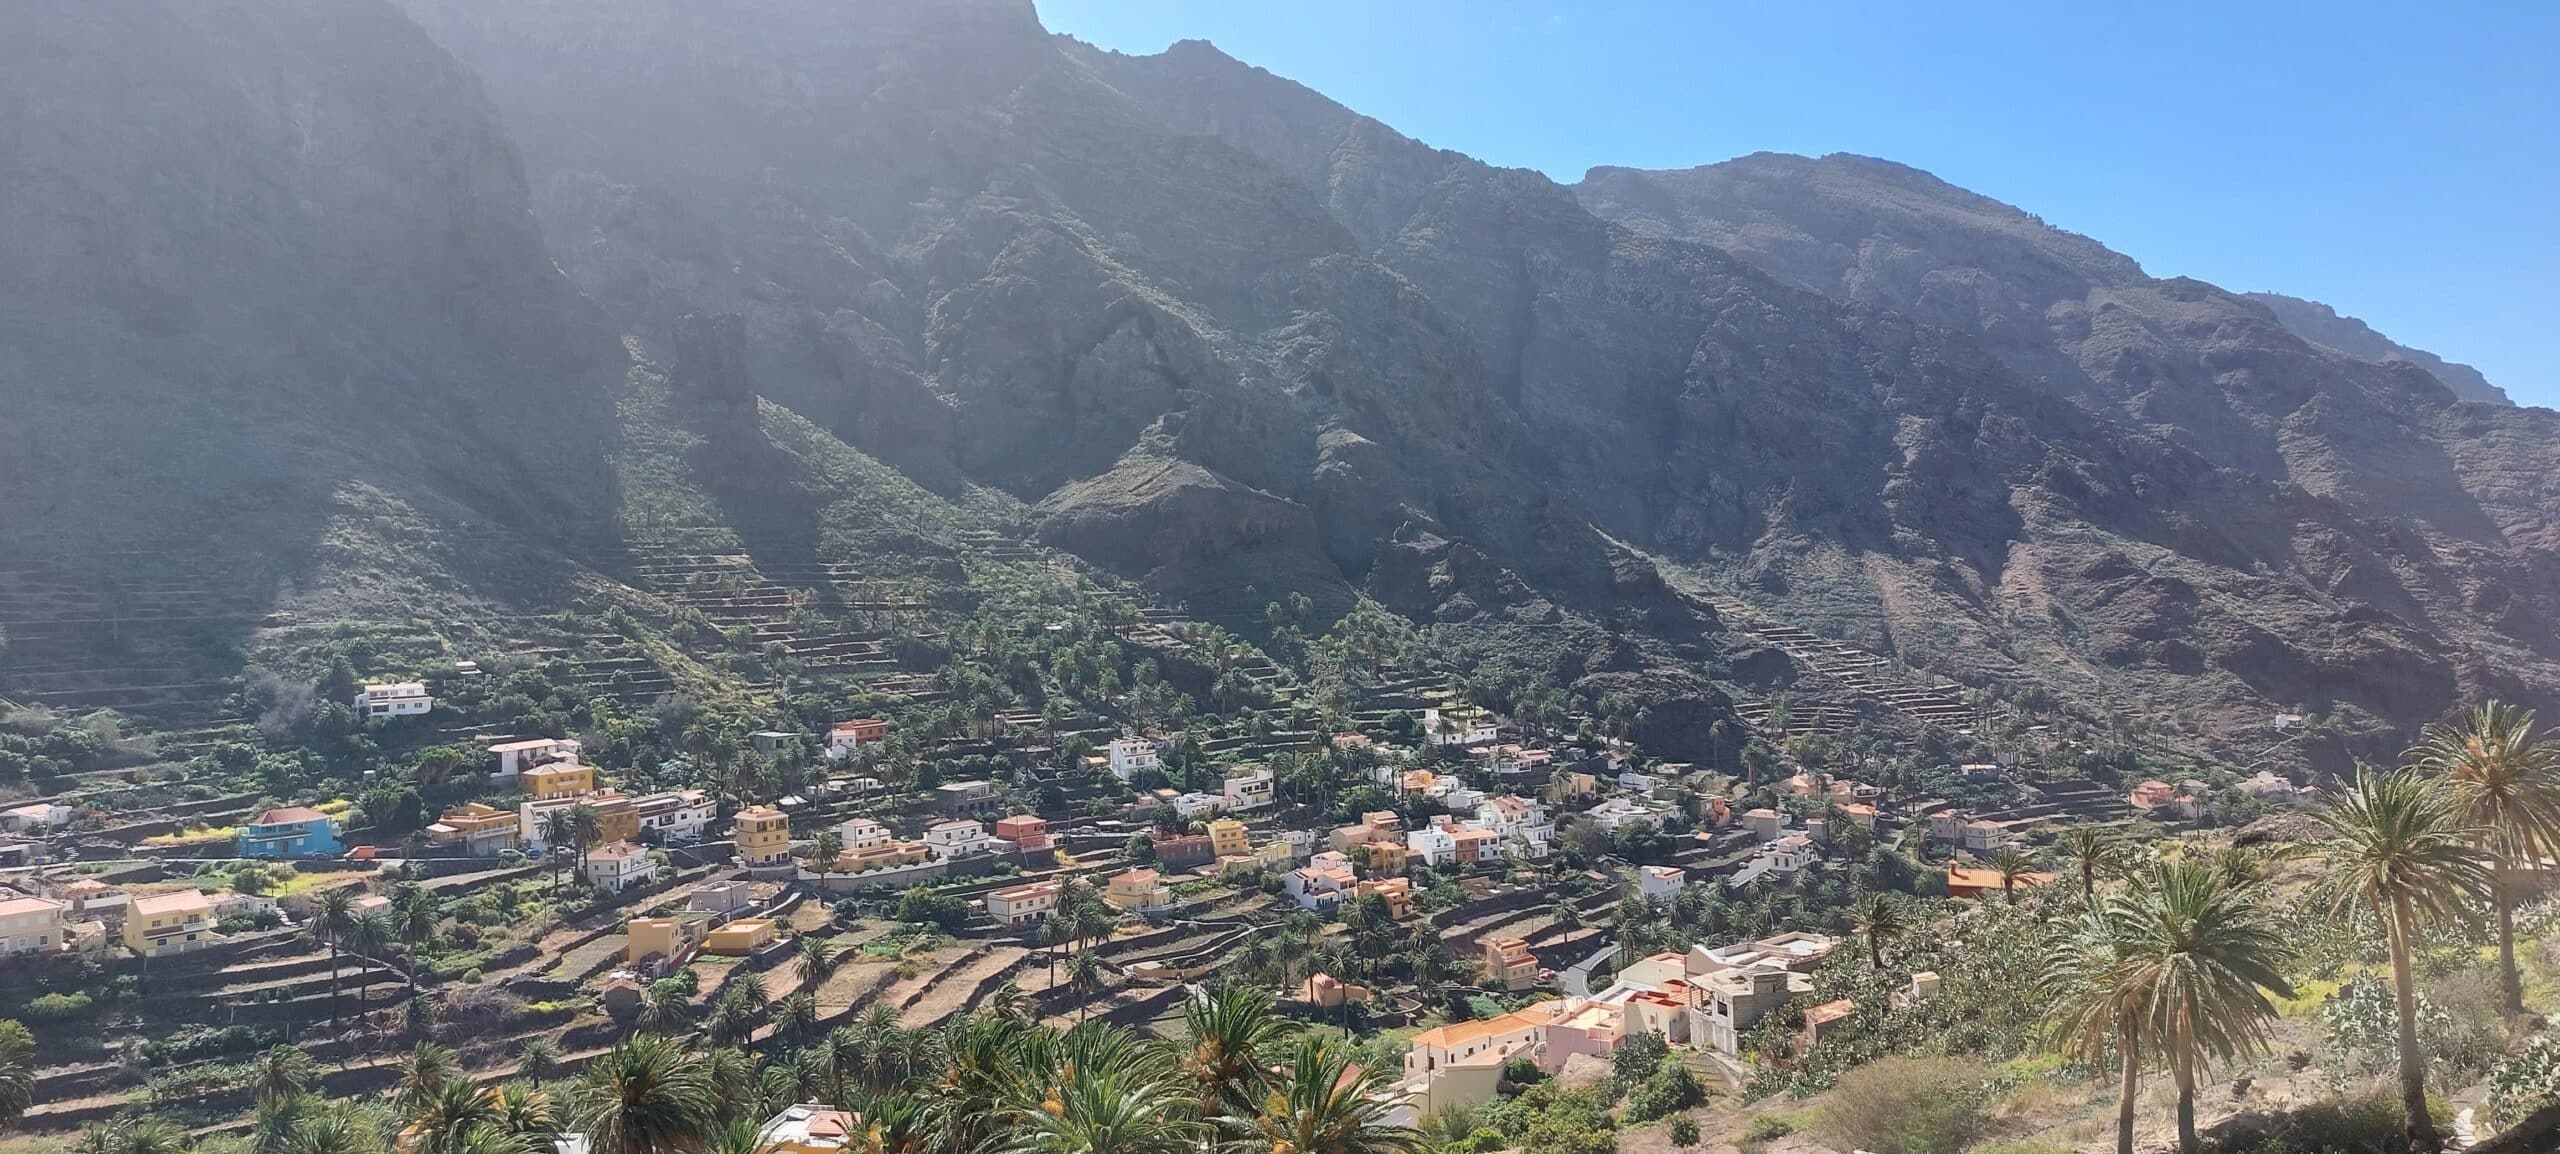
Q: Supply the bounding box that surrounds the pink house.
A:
[1540,999,1625,1072]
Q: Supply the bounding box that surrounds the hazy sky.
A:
[1039,0,2558,409]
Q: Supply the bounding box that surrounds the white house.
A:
[1406,825,1457,868]
[1,804,73,833]
[634,790,715,843]
[1638,865,1685,901]
[1617,769,1662,795]
[1285,851,1359,911]
[1732,834,1817,888]
[1585,797,1672,834]
[581,841,657,893]
[353,682,433,718]
[1422,708,1498,747]
[489,737,580,779]
[1221,768,1275,811]
[1106,737,1161,781]
[921,819,1000,860]
[1173,792,1224,820]
[837,817,892,849]
[1442,786,1487,813]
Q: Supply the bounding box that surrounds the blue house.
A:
[237,806,343,859]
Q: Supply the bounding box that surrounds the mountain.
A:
[10,0,2557,773]
[389,0,2560,765]
[2241,292,2510,406]
[0,0,635,712]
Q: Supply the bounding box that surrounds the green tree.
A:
[2111,859,2295,1154]
[567,1036,716,1154]
[250,1045,317,1112]
[2312,766,2492,1153]
[1232,1034,1418,1154]
[2407,701,2560,1017]
[1851,891,1905,971]
[807,829,842,892]
[1177,986,1295,1115]
[311,887,357,1027]
[0,1019,32,1132]
[515,1039,560,1087]
[2055,826,2119,903]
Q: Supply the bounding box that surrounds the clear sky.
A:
[1038,1,2559,408]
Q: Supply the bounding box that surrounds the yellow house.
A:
[734,805,793,868]
[522,761,596,801]
[1205,818,1250,859]
[627,914,709,966]
[704,918,779,956]
[124,890,214,956]
[588,791,641,844]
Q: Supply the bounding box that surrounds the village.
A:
[0,658,2282,1147]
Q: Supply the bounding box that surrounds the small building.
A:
[1105,737,1161,781]
[1221,768,1275,811]
[758,1105,862,1154]
[626,914,709,967]
[825,720,888,760]
[236,807,343,859]
[834,840,929,875]
[1149,828,1214,869]
[933,780,998,815]
[582,841,658,893]
[1422,707,1498,747]
[1,803,73,833]
[687,880,758,916]
[1353,876,1415,920]
[0,895,68,956]
[635,790,716,843]
[1637,865,1684,901]
[1104,868,1173,912]
[353,682,433,718]
[1364,841,1410,875]
[1205,818,1251,860]
[1405,825,1456,868]
[702,918,778,956]
[994,815,1054,854]
[489,737,580,779]
[1484,935,1541,991]
[1294,972,1373,1010]
[56,879,127,924]
[837,817,893,849]
[1285,853,1359,912]
[985,881,1061,927]
[124,890,214,956]
[1944,861,2058,900]
[733,806,793,870]
[522,761,597,801]
[427,803,520,856]
[921,819,1000,860]
[1802,998,1857,1049]
[750,731,797,755]
[1743,808,1787,842]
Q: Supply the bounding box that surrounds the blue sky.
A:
[1038,1,2558,408]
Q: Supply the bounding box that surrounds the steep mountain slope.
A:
[2242,292,2510,405]
[394,0,1714,663]
[0,0,630,710]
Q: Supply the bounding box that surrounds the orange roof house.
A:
[1944,861,2058,900]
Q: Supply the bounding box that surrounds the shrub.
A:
[1814,1056,1991,1154]
[1741,1114,1795,1142]
[2491,1032,2560,1127]
[1667,1116,1702,1149]
[1623,1060,1704,1123]
[24,991,96,1020]
[1499,1055,1544,1088]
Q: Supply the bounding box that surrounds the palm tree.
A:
[515,1038,560,1087]
[568,1035,716,1154]
[1000,1046,1196,1154]
[542,811,577,892]
[794,936,839,991]
[2110,859,2296,1154]
[404,1080,501,1154]
[2408,701,2560,1017]
[347,913,395,1025]
[1231,1034,1419,1154]
[1851,891,1905,971]
[311,887,357,1028]
[487,1081,557,1144]
[2043,908,2147,1154]
[1068,950,1105,1025]
[770,993,817,1046]
[1178,986,1295,1115]
[639,982,694,1036]
[1042,917,1071,986]
[250,1044,317,1112]
[2055,827,2118,903]
[0,1019,33,1132]
[397,1042,461,1113]
[808,829,842,892]
[2312,766,2491,1153]
[283,1103,385,1154]
[1987,845,2038,901]
[704,988,760,1047]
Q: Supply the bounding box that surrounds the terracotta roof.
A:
[0,896,65,919]
[1407,1001,1560,1049]
[253,806,330,826]
[132,890,213,916]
